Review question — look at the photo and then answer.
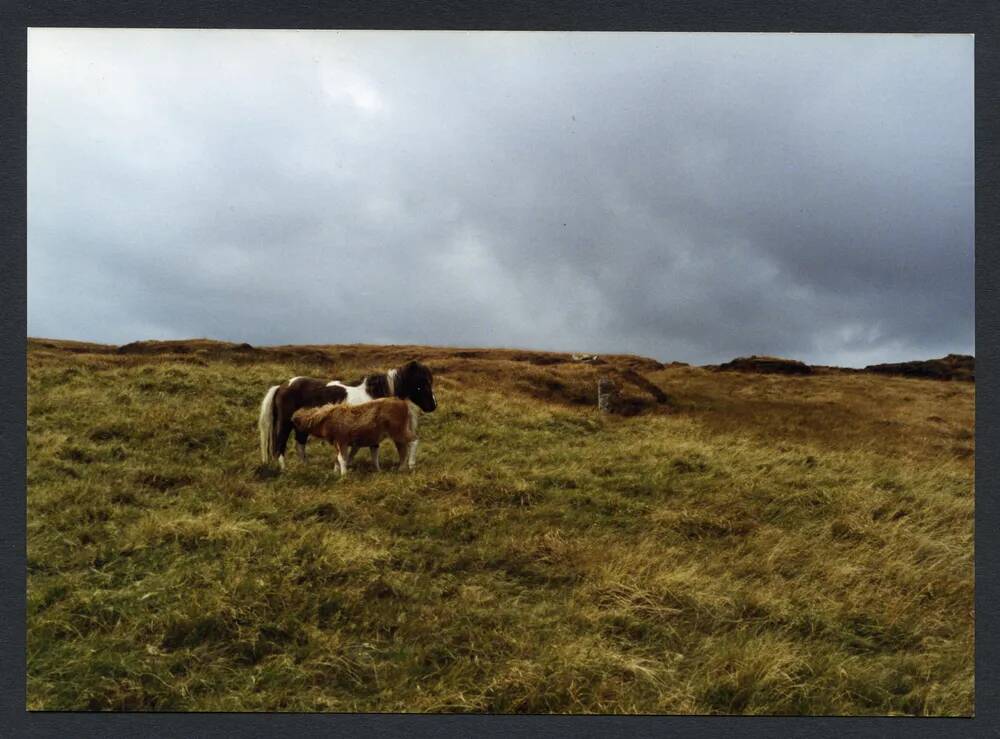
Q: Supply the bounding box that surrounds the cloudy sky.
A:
[27,30,973,366]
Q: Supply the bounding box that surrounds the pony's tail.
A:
[258,385,280,463]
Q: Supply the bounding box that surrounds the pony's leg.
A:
[347,444,360,465]
[336,445,349,477]
[394,441,409,471]
[297,430,309,463]
[370,445,381,471]
[406,440,419,471]
[294,428,309,464]
[276,419,294,470]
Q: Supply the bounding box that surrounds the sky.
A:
[27,30,974,367]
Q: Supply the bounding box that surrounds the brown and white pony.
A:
[258,360,436,470]
[292,399,419,476]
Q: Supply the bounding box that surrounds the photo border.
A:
[2,1,996,736]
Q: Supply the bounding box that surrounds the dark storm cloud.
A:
[27,31,973,366]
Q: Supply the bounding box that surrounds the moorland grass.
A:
[26,341,973,714]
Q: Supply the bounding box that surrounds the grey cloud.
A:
[28,30,973,366]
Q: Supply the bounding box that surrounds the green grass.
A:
[26,340,974,713]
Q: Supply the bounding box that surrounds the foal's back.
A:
[322,398,413,445]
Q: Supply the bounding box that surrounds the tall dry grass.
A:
[26,339,973,713]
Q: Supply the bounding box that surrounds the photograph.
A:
[26,29,974,714]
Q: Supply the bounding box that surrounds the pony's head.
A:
[397,360,436,412]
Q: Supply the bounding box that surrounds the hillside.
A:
[26,339,974,714]
[864,354,975,382]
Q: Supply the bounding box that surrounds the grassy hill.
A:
[26,339,974,714]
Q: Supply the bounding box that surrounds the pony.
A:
[258,360,436,470]
[291,399,419,476]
